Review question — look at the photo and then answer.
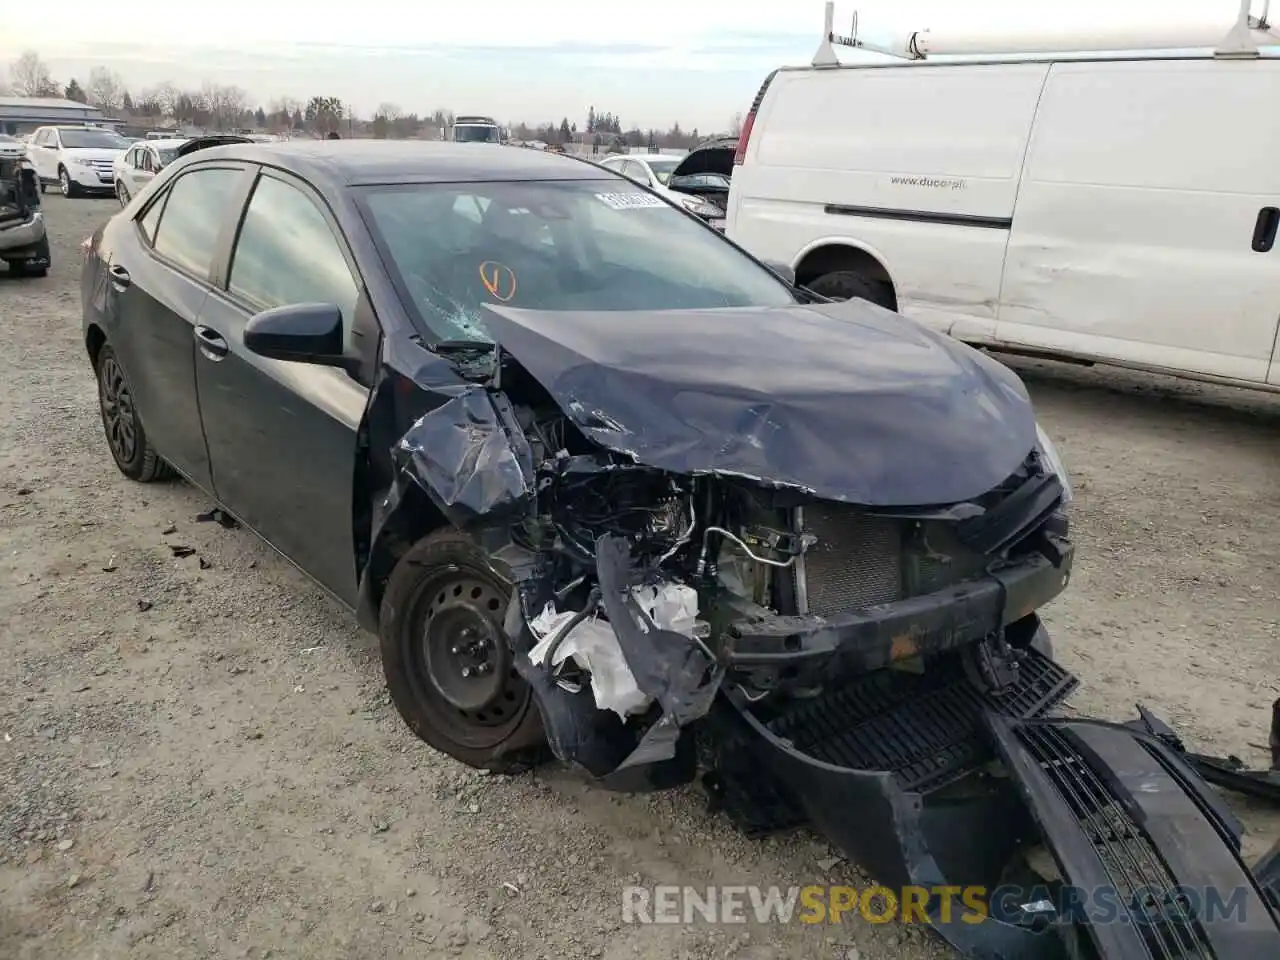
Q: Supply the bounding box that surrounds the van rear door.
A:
[997,59,1280,385]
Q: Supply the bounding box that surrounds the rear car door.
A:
[136,148,159,190]
[108,163,251,489]
[123,147,145,192]
[194,169,376,605]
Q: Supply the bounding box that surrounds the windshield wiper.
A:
[432,338,497,354]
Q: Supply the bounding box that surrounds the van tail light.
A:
[733,69,778,166]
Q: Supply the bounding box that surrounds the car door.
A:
[121,146,142,192]
[136,148,160,189]
[108,163,252,489]
[30,129,55,180]
[194,169,375,605]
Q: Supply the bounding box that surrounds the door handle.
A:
[1253,207,1279,253]
[194,325,229,361]
[108,264,131,288]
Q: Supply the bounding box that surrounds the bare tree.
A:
[376,102,402,121]
[10,50,59,97]
[87,66,125,111]
[201,81,248,130]
[147,81,181,119]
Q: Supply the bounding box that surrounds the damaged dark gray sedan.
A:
[81,141,1280,960]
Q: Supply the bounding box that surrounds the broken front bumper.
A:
[720,538,1073,689]
[707,687,1280,959]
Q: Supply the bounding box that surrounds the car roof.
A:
[142,138,189,149]
[180,140,613,186]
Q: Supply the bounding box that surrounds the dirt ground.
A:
[1,195,1277,960]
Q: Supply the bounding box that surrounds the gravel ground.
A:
[1,195,1277,960]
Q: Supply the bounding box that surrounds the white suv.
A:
[25,125,132,198]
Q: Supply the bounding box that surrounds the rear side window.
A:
[151,167,243,278]
[228,175,359,335]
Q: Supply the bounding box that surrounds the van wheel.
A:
[379,529,546,774]
[807,270,895,310]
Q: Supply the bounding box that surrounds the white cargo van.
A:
[727,3,1280,390]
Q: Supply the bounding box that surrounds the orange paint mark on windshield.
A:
[479,261,517,302]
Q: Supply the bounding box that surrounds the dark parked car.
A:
[81,140,1280,960]
[1,155,50,277]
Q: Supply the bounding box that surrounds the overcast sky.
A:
[0,0,1257,130]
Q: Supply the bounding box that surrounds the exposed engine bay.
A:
[369,300,1280,960]
[494,384,1073,785]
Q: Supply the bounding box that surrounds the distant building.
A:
[0,97,108,135]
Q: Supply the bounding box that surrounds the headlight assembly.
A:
[1035,424,1072,504]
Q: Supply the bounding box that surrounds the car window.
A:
[622,161,650,183]
[452,194,490,224]
[58,128,130,150]
[362,179,794,343]
[151,167,243,277]
[228,175,359,346]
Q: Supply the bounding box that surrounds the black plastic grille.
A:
[767,649,1076,793]
[1016,724,1214,960]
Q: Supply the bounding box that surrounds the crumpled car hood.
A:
[480,300,1038,507]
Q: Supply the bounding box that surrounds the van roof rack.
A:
[812,0,1276,67]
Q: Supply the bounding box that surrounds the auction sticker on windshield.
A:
[595,193,666,210]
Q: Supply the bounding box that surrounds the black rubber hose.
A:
[542,585,603,671]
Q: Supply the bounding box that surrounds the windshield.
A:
[454,125,501,143]
[644,157,680,185]
[157,147,180,165]
[60,129,129,150]
[362,179,795,343]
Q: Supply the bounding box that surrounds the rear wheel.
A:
[95,345,172,482]
[807,269,896,310]
[379,529,545,773]
[116,180,131,206]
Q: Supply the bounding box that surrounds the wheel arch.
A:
[355,478,452,633]
[85,323,107,369]
[793,238,899,310]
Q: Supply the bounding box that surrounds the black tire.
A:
[379,529,546,773]
[116,180,131,207]
[59,166,80,199]
[8,236,51,278]
[7,261,48,278]
[95,344,173,482]
[807,269,896,310]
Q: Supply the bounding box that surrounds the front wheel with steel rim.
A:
[379,529,546,772]
[95,344,171,482]
[116,180,131,206]
[59,167,80,198]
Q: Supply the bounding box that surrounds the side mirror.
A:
[244,303,347,367]
[762,260,796,287]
